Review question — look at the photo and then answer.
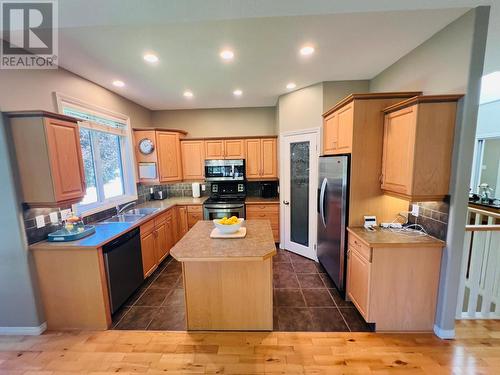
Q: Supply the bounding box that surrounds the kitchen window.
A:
[56,94,137,215]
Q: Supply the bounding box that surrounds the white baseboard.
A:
[433,324,455,339]
[0,322,47,336]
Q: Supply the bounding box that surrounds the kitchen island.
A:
[170,220,276,331]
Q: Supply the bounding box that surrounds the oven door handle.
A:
[204,204,245,209]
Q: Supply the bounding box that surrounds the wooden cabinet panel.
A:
[44,118,86,203]
[348,236,372,262]
[336,104,353,153]
[245,139,261,179]
[323,112,338,155]
[381,96,461,201]
[205,140,225,159]
[171,206,179,244]
[156,131,182,183]
[245,205,279,214]
[8,112,86,207]
[140,208,176,278]
[381,107,415,195]
[155,222,168,263]
[187,205,203,213]
[140,230,157,278]
[347,248,371,320]
[246,204,279,242]
[322,104,353,155]
[245,138,277,179]
[224,139,245,158]
[165,212,174,252]
[181,140,205,180]
[261,138,277,178]
[177,206,189,239]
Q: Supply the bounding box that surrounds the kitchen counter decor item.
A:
[48,225,96,242]
[213,217,244,234]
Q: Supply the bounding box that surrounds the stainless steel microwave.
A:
[204,159,245,181]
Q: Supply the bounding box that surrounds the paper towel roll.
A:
[192,182,201,198]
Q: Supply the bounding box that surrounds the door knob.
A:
[283,200,289,205]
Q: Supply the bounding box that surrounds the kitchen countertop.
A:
[245,197,280,204]
[29,196,208,251]
[347,227,445,248]
[170,220,276,261]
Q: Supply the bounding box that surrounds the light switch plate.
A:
[49,212,59,224]
[35,215,45,228]
[60,209,72,220]
[411,204,420,217]
[201,184,206,191]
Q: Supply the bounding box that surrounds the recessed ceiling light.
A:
[143,53,159,63]
[286,82,296,90]
[112,80,125,87]
[183,90,194,98]
[220,49,234,60]
[233,89,243,96]
[300,45,315,56]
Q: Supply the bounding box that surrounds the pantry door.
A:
[280,129,319,261]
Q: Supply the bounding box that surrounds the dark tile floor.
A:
[112,248,373,332]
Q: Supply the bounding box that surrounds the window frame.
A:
[55,93,137,217]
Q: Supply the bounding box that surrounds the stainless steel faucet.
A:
[116,201,136,215]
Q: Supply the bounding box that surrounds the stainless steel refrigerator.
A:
[317,155,349,295]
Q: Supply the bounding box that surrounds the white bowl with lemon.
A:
[213,216,244,234]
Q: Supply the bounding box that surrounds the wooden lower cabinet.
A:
[346,248,371,318]
[140,208,174,278]
[177,206,189,239]
[140,229,157,278]
[245,203,279,242]
[187,205,203,229]
[346,231,443,331]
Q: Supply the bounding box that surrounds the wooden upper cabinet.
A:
[381,107,416,196]
[205,140,225,159]
[245,138,278,179]
[7,111,86,207]
[261,138,277,178]
[381,95,462,201]
[224,139,245,159]
[245,139,261,179]
[205,139,245,159]
[322,103,353,155]
[181,140,205,180]
[336,103,353,153]
[323,112,338,154]
[156,131,183,183]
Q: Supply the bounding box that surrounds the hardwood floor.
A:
[0,320,498,374]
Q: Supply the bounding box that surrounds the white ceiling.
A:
[55,1,498,110]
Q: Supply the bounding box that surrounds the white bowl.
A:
[213,218,244,234]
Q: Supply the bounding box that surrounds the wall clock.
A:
[138,138,155,155]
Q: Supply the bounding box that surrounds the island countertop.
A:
[170,220,276,262]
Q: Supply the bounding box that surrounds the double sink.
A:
[100,207,160,223]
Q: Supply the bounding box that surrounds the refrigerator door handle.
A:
[319,177,328,228]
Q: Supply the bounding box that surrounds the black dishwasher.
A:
[103,228,144,314]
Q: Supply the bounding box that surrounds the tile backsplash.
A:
[23,180,276,245]
[407,199,450,241]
